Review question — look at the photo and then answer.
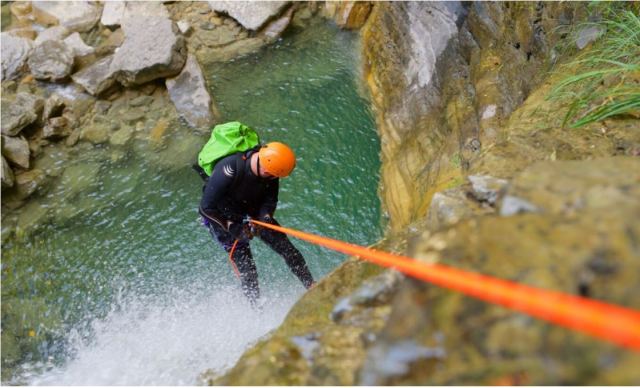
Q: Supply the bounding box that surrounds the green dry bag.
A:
[197,121,260,176]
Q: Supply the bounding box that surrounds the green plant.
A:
[548,6,640,128]
[450,152,462,168]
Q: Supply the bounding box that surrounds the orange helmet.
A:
[258,142,296,177]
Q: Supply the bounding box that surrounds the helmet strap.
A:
[256,154,261,173]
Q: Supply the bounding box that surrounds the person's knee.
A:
[258,228,285,244]
[262,232,295,252]
[226,238,251,251]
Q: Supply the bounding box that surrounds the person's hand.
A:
[244,218,257,237]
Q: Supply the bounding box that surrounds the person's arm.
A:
[199,157,240,229]
[257,179,279,221]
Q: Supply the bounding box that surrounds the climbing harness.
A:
[227,218,255,279]
[250,219,640,351]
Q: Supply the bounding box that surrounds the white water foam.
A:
[23,284,300,385]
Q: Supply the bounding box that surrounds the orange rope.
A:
[251,219,640,351]
[227,239,241,278]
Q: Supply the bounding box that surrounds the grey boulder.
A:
[166,54,213,128]
[110,15,187,86]
[100,1,125,27]
[43,94,66,120]
[102,1,170,28]
[72,55,118,96]
[31,1,101,32]
[34,25,71,45]
[1,33,33,81]
[27,40,75,81]
[64,32,95,57]
[208,1,289,31]
[1,155,15,188]
[42,117,71,140]
[1,135,31,169]
[1,93,44,136]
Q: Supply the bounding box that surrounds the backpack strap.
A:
[192,163,209,182]
[232,153,246,188]
[197,148,256,194]
[230,145,259,188]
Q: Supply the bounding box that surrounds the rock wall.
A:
[212,2,640,385]
[362,2,587,230]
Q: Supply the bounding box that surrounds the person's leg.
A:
[257,218,315,289]
[207,222,260,303]
[229,243,260,303]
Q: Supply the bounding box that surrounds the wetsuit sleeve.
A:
[257,179,279,219]
[199,157,240,225]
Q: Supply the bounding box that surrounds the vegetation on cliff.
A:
[549,5,640,128]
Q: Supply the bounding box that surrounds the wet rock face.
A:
[361,2,471,231]
[210,259,390,386]
[361,2,585,230]
[324,1,373,30]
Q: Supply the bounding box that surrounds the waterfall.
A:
[23,285,300,385]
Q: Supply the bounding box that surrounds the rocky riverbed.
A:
[1,1,368,241]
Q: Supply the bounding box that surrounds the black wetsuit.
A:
[199,148,314,303]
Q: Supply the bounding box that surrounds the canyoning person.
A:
[196,126,315,305]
